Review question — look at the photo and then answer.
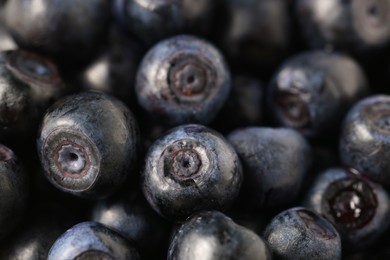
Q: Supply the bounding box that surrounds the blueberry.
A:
[268,50,368,137]
[264,207,342,260]
[296,0,390,54]
[304,168,390,249]
[228,127,311,209]
[37,91,139,199]
[340,95,390,187]
[91,190,171,259]
[0,50,66,138]
[136,35,231,125]
[113,0,215,45]
[217,0,291,72]
[142,124,242,221]
[48,221,140,260]
[3,0,111,60]
[168,211,271,260]
[0,144,28,240]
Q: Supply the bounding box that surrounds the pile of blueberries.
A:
[1,0,390,259]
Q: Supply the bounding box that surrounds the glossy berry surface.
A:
[296,0,390,54]
[48,221,140,260]
[37,91,139,199]
[228,127,311,209]
[340,95,390,187]
[305,167,390,249]
[268,51,368,137]
[3,0,111,60]
[136,35,231,125]
[142,124,242,221]
[168,211,271,260]
[264,207,342,260]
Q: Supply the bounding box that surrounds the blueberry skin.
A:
[113,0,215,45]
[168,211,271,260]
[37,91,139,199]
[304,167,390,249]
[136,35,231,125]
[268,50,368,137]
[3,0,111,60]
[264,207,342,260]
[217,0,291,71]
[142,124,243,221]
[48,221,140,260]
[91,191,171,259]
[340,95,390,187]
[296,0,390,54]
[227,127,311,209]
[0,144,28,240]
[0,50,66,138]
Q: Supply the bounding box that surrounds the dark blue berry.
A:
[136,35,231,125]
[0,144,28,240]
[228,127,311,209]
[264,207,342,260]
[48,221,140,260]
[168,211,271,260]
[37,91,139,199]
[340,95,390,187]
[304,168,390,249]
[142,124,242,221]
[268,51,368,137]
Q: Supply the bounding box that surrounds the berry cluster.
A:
[1,0,390,259]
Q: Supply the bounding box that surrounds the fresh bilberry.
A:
[0,144,28,240]
[48,221,140,260]
[304,167,390,249]
[136,35,231,125]
[228,127,311,210]
[91,190,171,259]
[3,0,111,60]
[37,91,140,199]
[340,95,390,187]
[264,207,342,260]
[217,0,291,73]
[296,0,390,54]
[168,211,271,260]
[142,124,242,221]
[268,50,368,137]
[113,0,215,45]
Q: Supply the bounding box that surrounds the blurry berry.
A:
[268,50,368,137]
[296,0,390,54]
[0,144,28,240]
[48,221,140,260]
[264,207,342,260]
[228,127,311,210]
[304,168,390,249]
[142,124,242,221]
[168,211,271,260]
[114,0,215,45]
[92,190,171,259]
[136,35,231,125]
[3,0,111,60]
[340,95,390,187]
[37,92,139,199]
